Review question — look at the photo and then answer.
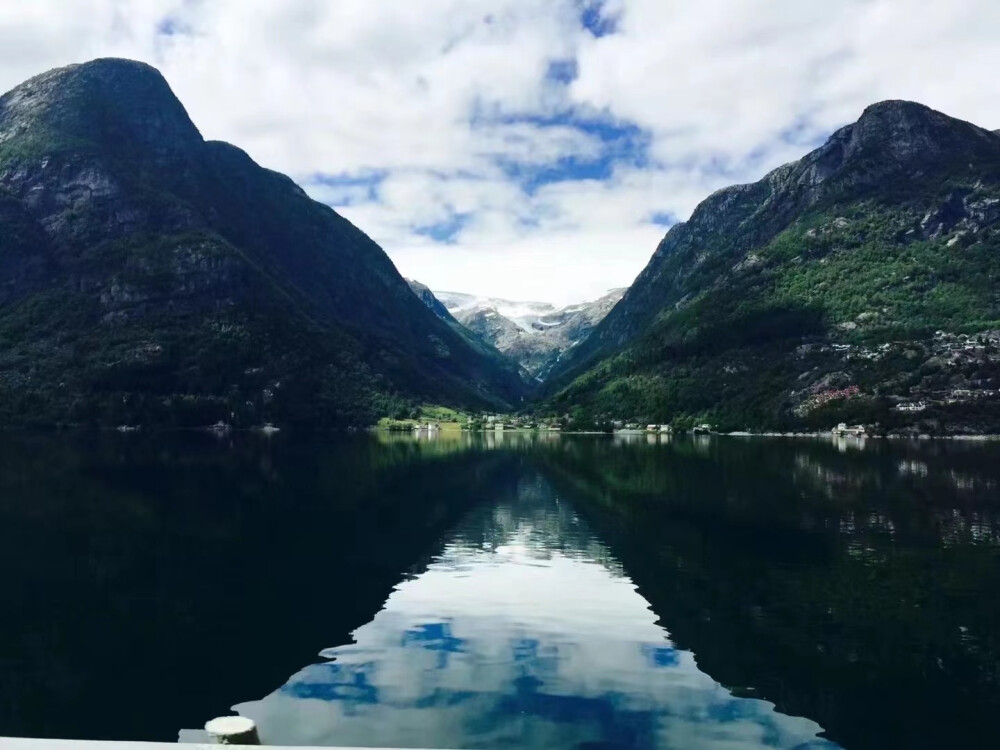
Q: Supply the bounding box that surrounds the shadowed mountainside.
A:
[0,58,525,428]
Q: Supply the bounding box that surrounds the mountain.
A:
[406,279,454,323]
[0,58,525,428]
[405,278,529,383]
[547,101,1000,434]
[431,288,626,381]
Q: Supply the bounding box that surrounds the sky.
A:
[1,1,999,305]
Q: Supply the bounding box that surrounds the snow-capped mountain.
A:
[432,292,560,333]
[423,288,627,381]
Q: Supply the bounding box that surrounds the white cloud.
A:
[1,1,999,304]
[379,225,666,306]
[572,0,1000,165]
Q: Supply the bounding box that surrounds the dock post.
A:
[204,716,260,745]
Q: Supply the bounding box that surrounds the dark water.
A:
[1,432,998,749]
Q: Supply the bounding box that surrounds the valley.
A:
[410,283,625,381]
[2,61,1000,436]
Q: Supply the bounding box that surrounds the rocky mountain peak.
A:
[856,98,936,124]
[851,99,995,155]
[0,59,527,426]
[550,98,1000,394]
[796,99,1000,190]
[0,58,202,160]
[546,98,1000,434]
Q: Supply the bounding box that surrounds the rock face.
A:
[406,279,454,323]
[548,101,1000,433]
[406,278,529,383]
[0,59,525,427]
[429,288,626,381]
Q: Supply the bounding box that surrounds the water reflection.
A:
[2,432,999,749]
[238,472,838,749]
[0,433,517,742]
[531,435,1000,750]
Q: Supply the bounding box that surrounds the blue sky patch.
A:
[482,112,652,194]
[649,211,677,227]
[546,59,579,85]
[579,1,618,38]
[414,213,470,243]
[310,170,387,205]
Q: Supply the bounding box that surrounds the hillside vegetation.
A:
[547,101,1000,434]
[0,59,525,428]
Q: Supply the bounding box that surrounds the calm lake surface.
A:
[1,432,998,749]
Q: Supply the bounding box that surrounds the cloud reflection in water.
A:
[237,474,839,749]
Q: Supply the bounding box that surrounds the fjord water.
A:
[235,469,832,749]
[1,434,998,749]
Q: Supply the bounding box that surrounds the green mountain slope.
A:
[547,101,1000,433]
[0,59,525,428]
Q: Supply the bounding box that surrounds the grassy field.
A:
[376,404,471,431]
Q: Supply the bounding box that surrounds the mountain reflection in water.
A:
[2,432,998,749]
[238,472,837,750]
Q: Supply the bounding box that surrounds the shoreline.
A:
[3,424,998,442]
[722,431,1000,441]
[380,426,1000,441]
